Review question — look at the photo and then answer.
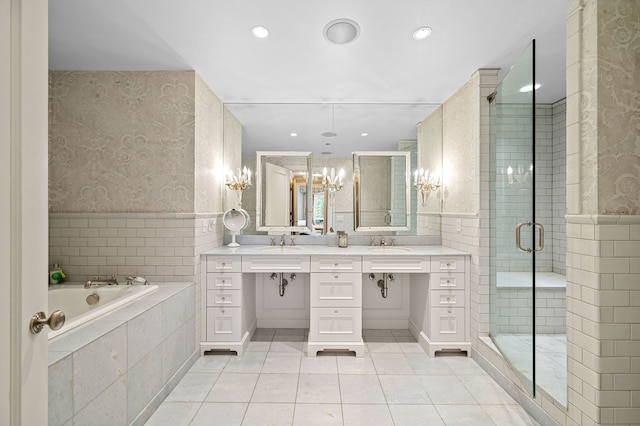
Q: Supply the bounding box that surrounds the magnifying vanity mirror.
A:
[255,151,313,234]
[353,151,411,232]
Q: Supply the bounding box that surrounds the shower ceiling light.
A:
[324,19,360,44]
[412,26,432,40]
[251,25,269,38]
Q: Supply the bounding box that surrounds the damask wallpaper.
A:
[49,71,207,213]
[442,77,478,214]
[596,0,639,215]
[194,73,224,213]
[417,106,443,214]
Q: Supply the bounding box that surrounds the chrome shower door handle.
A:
[534,222,544,252]
[515,221,533,253]
[515,221,544,253]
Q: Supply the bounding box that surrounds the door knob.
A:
[30,310,65,334]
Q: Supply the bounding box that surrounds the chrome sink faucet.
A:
[380,236,387,246]
[279,235,286,246]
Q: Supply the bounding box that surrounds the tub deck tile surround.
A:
[48,282,197,426]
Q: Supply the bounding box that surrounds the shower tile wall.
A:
[494,101,566,274]
[551,100,566,275]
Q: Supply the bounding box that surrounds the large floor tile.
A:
[339,374,385,404]
[190,402,247,426]
[189,354,231,373]
[251,373,299,403]
[420,374,476,405]
[296,374,341,404]
[293,403,343,425]
[206,373,259,403]
[241,403,295,426]
[462,374,517,405]
[165,372,219,402]
[388,404,445,426]
[435,404,496,426]
[336,356,376,375]
[371,353,414,374]
[300,354,338,374]
[223,351,267,374]
[379,375,431,404]
[262,351,302,373]
[342,404,394,426]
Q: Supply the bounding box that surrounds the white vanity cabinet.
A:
[423,256,470,356]
[201,257,255,356]
[200,247,471,358]
[308,256,365,356]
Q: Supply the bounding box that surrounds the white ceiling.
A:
[49,0,567,157]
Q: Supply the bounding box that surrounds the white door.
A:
[1,1,49,424]
[265,162,291,227]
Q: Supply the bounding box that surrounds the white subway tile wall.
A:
[566,217,640,425]
[49,213,222,283]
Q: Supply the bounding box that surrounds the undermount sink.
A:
[258,246,302,252]
[367,246,412,252]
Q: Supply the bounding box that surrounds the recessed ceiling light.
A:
[519,83,542,92]
[324,19,360,44]
[412,26,432,40]
[361,132,368,136]
[290,132,297,137]
[251,25,269,39]
[321,132,337,138]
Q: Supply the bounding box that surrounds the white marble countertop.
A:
[202,245,469,257]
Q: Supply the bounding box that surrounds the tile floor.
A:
[146,329,539,425]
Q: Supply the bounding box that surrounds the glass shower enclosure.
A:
[489,41,539,396]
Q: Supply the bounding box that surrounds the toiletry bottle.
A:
[49,263,66,284]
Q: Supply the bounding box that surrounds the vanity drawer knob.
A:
[334,263,339,267]
[334,275,339,279]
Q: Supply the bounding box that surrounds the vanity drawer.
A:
[309,307,362,342]
[429,290,465,307]
[430,257,465,273]
[242,256,310,272]
[430,272,465,290]
[206,289,242,307]
[206,306,241,342]
[311,256,362,273]
[310,273,362,307]
[206,273,242,290]
[362,256,430,273]
[207,257,241,272]
[429,307,465,342]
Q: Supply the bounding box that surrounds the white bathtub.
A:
[48,284,159,339]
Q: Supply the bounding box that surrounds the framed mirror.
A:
[353,151,411,232]
[255,151,313,234]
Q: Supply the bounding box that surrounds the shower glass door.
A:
[489,41,537,395]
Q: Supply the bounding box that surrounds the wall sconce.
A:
[225,166,252,206]
[413,168,440,206]
[322,167,344,192]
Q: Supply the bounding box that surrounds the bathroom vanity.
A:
[200,245,470,357]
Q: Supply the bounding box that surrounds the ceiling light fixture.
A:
[412,26,432,40]
[361,132,368,137]
[251,25,269,39]
[324,18,360,44]
[290,132,297,137]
